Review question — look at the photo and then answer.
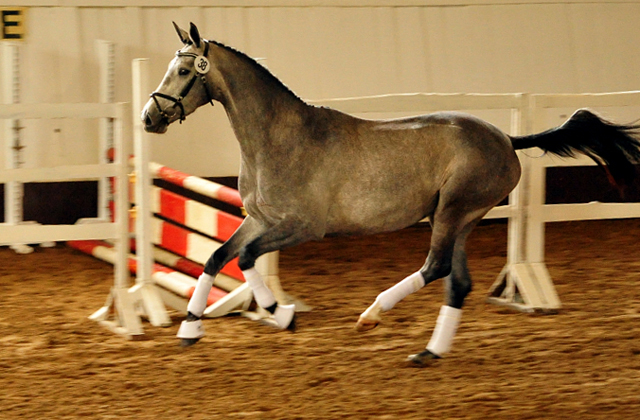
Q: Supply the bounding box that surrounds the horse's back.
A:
[321,111,521,235]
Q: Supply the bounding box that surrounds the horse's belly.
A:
[325,189,437,235]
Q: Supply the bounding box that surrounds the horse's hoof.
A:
[406,349,441,367]
[355,317,379,332]
[180,337,201,348]
[286,314,297,332]
[176,317,204,347]
[274,304,296,330]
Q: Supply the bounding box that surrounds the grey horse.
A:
[141,22,640,366]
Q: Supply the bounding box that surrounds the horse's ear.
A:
[189,22,201,48]
[173,21,190,45]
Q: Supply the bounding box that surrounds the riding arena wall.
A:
[2,1,640,177]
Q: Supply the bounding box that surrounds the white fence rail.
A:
[0,102,130,245]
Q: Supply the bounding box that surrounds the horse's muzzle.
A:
[141,107,169,134]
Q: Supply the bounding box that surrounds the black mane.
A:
[209,40,304,103]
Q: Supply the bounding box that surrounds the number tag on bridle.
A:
[195,56,210,74]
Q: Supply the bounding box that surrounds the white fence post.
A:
[487,93,561,312]
[131,58,171,328]
[506,93,529,267]
[1,41,32,254]
[96,40,115,222]
[92,101,145,339]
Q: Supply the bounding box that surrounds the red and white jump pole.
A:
[68,240,229,309]
[148,161,243,208]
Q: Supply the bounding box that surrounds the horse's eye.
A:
[178,68,190,76]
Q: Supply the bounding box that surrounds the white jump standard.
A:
[143,23,640,365]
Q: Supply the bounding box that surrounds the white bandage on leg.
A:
[376,271,426,312]
[187,272,215,317]
[426,305,462,357]
[243,267,277,309]
[177,318,205,339]
[273,304,296,329]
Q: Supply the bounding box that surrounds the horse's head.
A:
[142,22,216,133]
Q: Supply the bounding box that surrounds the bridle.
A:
[150,40,215,124]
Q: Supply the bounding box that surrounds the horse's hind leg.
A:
[356,205,485,364]
[407,222,476,366]
[355,212,465,331]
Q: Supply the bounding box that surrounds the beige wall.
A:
[2,1,640,176]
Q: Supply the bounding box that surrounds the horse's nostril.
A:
[145,114,153,127]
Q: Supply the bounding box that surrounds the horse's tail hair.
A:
[510,109,640,190]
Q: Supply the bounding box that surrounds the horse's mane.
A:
[209,40,305,104]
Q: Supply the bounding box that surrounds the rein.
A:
[150,40,215,124]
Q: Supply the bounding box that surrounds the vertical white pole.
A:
[1,41,32,254]
[96,40,115,221]
[112,102,145,338]
[132,58,153,288]
[506,94,528,266]
[132,58,170,327]
[113,103,130,291]
[525,97,546,264]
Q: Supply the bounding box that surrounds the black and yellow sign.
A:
[1,8,25,40]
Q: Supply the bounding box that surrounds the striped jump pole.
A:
[143,159,243,208]
[67,240,224,304]
[151,184,243,242]
[131,164,262,318]
[129,239,243,293]
[68,240,252,318]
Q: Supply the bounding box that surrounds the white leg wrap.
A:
[187,272,215,317]
[273,304,296,329]
[177,318,205,339]
[377,271,426,312]
[426,305,462,357]
[243,267,277,309]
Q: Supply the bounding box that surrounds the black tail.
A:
[511,109,640,190]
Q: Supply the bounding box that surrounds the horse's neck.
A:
[214,47,308,160]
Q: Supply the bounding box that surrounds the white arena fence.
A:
[0,102,129,246]
[3,82,639,337]
[0,102,134,333]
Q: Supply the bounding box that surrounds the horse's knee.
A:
[204,247,228,275]
[238,243,258,271]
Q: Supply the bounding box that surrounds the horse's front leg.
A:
[178,216,315,346]
[236,217,317,331]
[178,216,264,346]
